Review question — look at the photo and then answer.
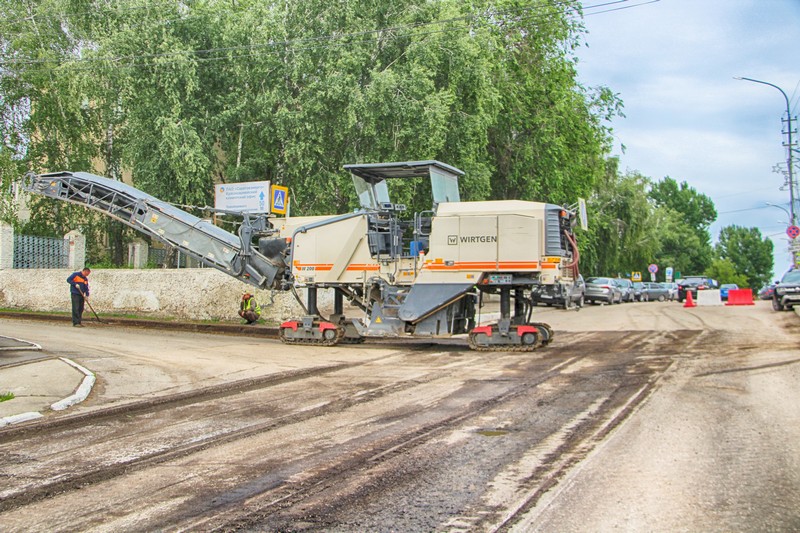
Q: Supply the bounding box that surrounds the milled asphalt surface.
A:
[0,311,280,426]
[2,303,798,427]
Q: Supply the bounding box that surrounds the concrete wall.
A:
[0,269,337,322]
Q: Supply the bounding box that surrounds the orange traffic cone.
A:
[683,290,696,308]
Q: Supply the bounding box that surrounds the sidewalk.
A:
[0,357,94,427]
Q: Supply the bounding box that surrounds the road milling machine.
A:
[24,160,581,351]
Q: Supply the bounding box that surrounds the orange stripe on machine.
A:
[424,261,540,271]
[293,262,380,271]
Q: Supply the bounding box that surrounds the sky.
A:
[576,0,800,281]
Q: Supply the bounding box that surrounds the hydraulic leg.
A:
[330,287,365,344]
[307,287,319,316]
[513,288,526,325]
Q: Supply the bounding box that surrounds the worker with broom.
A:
[67,267,91,327]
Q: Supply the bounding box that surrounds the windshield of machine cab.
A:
[430,167,460,205]
[353,176,391,210]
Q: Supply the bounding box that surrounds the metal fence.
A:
[13,234,70,269]
[148,247,197,268]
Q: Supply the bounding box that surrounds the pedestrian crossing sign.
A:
[271,185,289,215]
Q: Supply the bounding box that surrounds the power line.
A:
[717,205,776,215]
[713,186,780,200]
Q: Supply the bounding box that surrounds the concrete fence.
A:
[0,268,335,323]
[1,221,339,322]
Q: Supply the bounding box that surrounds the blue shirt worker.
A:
[67,267,91,327]
[238,293,261,325]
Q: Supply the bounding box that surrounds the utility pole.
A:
[735,77,798,265]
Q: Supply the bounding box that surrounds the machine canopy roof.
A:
[343,160,463,211]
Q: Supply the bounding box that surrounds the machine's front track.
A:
[279,319,345,346]
[467,322,554,352]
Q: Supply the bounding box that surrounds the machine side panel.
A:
[458,216,498,265]
[418,211,545,283]
[498,215,541,263]
[426,216,460,264]
[291,216,377,284]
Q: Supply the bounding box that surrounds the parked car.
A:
[758,283,776,300]
[568,274,586,309]
[585,277,623,305]
[773,270,800,311]
[676,276,718,302]
[641,282,671,302]
[632,282,645,301]
[719,283,739,301]
[613,278,635,302]
[663,282,678,300]
[532,275,585,309]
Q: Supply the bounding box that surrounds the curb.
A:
[0,357,96,427]
[51,357,95,411]
[0,412,44,427]
[0,310,281,338]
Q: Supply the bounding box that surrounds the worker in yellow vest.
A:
[238,293,261,325]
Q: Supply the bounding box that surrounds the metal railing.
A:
[13,234,69,269]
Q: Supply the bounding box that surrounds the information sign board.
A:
[214,181,270,213]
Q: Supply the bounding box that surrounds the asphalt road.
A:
[0,300,798,532]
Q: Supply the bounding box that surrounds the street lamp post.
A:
[736,77,797,222]
[765,203,797,265]
[766,202,792,221]
[736,77,798,265]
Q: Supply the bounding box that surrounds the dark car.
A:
[613,278,635,302]
[719,283,739,301]
[532,275,585,309]
[677,276,718,303]
[773,270,800,311]
[758,283,776,300]
[585,277,623,305]
[641,282,671,302]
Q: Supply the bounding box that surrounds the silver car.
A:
[612,278,635,302]
[641,282,671,302]
[585,277,623,305]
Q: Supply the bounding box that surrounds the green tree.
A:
[705,258,748,287]
[649,177,716,274]
[580,159,660,276]
[649,177,717,231]
[714,225,773,289]
[2,0,619,264]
